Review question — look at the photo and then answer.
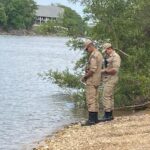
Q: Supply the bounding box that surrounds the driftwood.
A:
[115,101,150,111]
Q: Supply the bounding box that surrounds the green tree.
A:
[59,5,86,37]
[0,0,37,29]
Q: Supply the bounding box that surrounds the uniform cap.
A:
[84,39,93,49]
[102,43,112,53]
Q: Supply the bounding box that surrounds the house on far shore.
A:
[35,5,64,25]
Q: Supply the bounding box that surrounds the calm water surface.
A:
[0,35,86,150]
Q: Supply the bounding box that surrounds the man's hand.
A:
[85,70,94,79]
[81,70,94,83]
[101,68,116,75]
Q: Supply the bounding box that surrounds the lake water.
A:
[0,35,86,150]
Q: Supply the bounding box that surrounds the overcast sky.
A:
[34,0,84,17]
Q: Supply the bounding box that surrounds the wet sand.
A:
[34,110,150,150]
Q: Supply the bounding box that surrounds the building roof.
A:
[36,5,64,18]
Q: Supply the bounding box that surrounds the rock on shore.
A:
[35,113,150,150]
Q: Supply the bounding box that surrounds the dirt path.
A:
[35,113,150,150]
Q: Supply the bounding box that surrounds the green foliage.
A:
[0,0,37,29]
[66,38,90,70]
[43,69,82,89]
[115,71,150,107]
[59,5,86,37]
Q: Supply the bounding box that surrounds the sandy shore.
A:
[34,112,150,150]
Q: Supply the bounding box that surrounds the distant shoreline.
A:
[0,29,68,37]
[0,29,36,36]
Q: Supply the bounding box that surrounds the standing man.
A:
[82,39,103,126]
[101,43,121,121]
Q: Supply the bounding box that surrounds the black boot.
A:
[105,111,114,120]
[81,112,97,126]
[94,112,99,123]
[98,111,114,122]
